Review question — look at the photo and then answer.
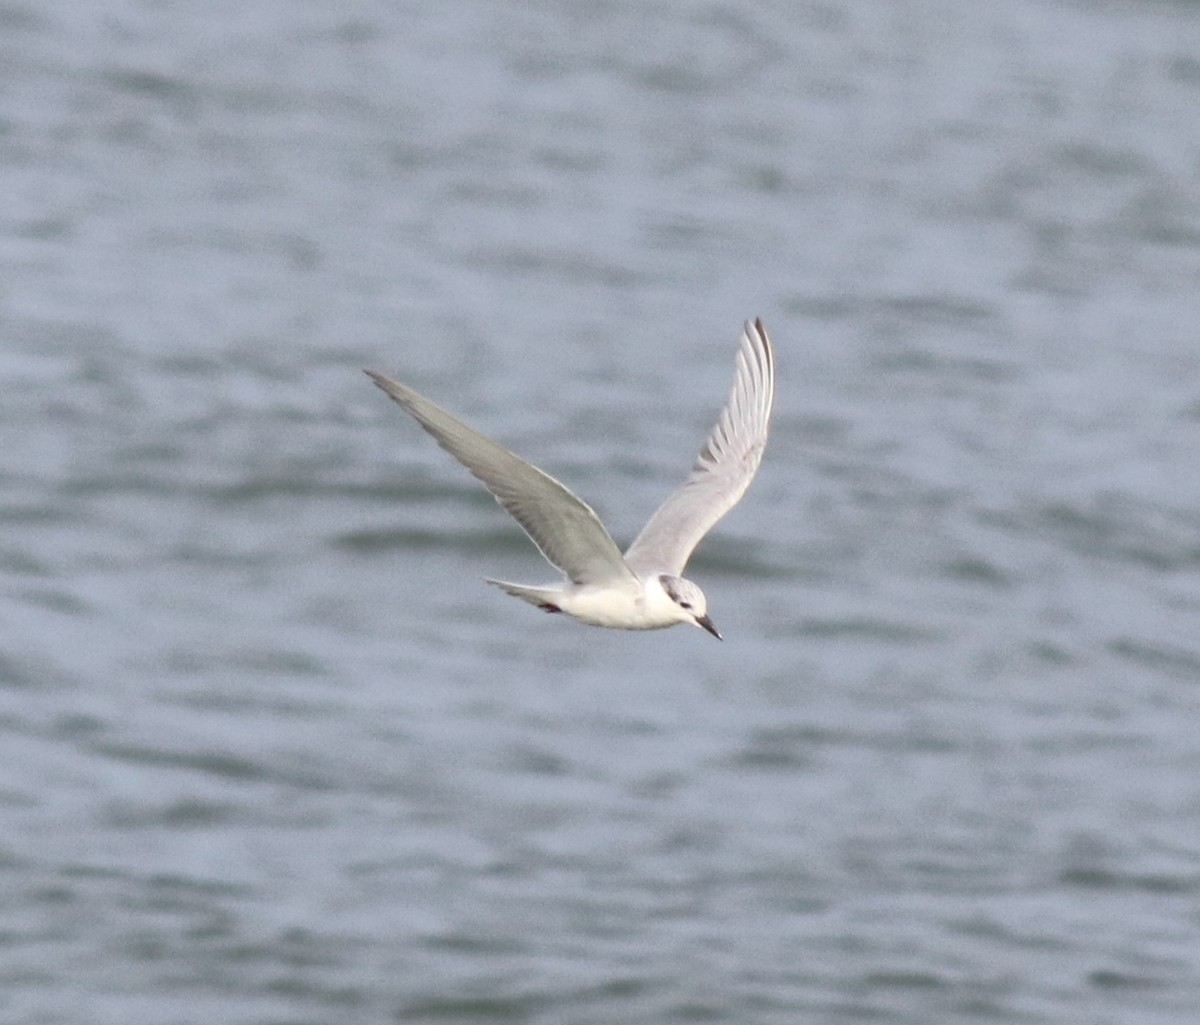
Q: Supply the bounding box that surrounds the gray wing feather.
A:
[623,319,775,576]
[365,370,635,586]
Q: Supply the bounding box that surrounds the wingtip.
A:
[364,368,397,396]
[364,369,413,410]
[748,318,773,369]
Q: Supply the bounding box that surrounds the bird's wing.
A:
[623,319,774,577]
[365,370,636,587]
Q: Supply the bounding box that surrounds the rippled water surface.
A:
[3,2,1200,1023]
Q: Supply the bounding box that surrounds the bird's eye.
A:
[680,602,693,610]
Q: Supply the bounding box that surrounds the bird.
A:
[364,319,774,638]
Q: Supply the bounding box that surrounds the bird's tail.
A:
[485,579,566,614]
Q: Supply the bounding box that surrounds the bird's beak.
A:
[695,614,722,640]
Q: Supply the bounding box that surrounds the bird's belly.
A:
[561,587,677,631]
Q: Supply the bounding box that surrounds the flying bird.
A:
[365,319,774,638]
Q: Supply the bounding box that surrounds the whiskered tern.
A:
[365,319,774,638]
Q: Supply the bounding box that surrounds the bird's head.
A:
[658,574,721,639]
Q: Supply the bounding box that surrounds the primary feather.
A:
[623,319,774,576]
[364,370,635,586]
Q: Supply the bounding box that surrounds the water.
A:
[3,1,1200,1022]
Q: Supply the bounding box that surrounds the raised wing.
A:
[623,319,774,577]
[365,370,636,586]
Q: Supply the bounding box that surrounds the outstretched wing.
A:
[366,370,636,587]
[623,319,774,577]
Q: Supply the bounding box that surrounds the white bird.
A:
[365,319,774,638]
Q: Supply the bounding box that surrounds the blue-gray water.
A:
[3,2,1200,1023]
